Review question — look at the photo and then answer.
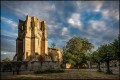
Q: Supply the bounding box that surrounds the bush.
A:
[105,70,113,74]
[97,69,102,72]
[34,69,65,74]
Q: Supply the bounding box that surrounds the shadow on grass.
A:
[34,69,65,74]
[97,69,113,75]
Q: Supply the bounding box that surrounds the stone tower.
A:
[15,15,48,61]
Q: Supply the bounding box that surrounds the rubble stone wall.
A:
[1,61,61,72]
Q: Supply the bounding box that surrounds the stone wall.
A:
[1,61,61,72]
[28,61,60,70]
[48,48,62,62]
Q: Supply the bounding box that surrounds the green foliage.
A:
[91,43,115,73]
[98,44,113,62]
[91,51,102,71]
[92,35,119,74]
[63,37,94,66]
[63,52,76,65]
[34,69,65,74]
[93,44,113,73]
[110,35,120,60]
[91,51,102,63]
[2,57,11,62]
[105,70,113,74]
[97,69,102,72]
[91,34,120,62]
[50,42,56,48]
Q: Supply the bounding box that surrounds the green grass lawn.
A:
[1,69,119,79]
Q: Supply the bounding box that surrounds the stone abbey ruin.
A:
[13,16,62,62]
[1,16,63,72]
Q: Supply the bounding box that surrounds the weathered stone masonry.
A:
[14,16,62,62]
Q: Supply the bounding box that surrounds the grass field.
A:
[1,69,119,79]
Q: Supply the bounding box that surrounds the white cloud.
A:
[47,22,63,38]
[102,9,109,18]
[47,24,60,34]
[51,4,56,11]
[90,20,106,32]
[86,20,107,36]
[1,51,15,54]
[1,30,17,52]
[61,27,68,36]
[68,13,82,30]
[1,17,17,28]
[99,2,119,21]
[113,10,119,20]
[94,1,103,12]
[75,1,119,21]
[1,51,15,60]
[75,1,81,10]
[101,9,119,21]
[2,52,7,54]
[3,1,53,20]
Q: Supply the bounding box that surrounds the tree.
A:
[97,44,113,73]
[111,35,120,61]
[91,50,103,71]
[2,57,11,62]
[50,42,56,48]
[111,35,120,76]
[63,37,93,68]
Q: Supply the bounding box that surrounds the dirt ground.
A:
[1,69,119,79]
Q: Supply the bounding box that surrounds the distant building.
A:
[13,16,62,62]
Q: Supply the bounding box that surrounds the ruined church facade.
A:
[14,16,62,62]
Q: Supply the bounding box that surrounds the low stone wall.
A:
[28,61,60,70]
[1,61,61,72]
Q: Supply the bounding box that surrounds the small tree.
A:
[91,51,102,71]
[111,35,120,62]
[111,35,120,76]
[98,44,113,74]
[50,42,56,48]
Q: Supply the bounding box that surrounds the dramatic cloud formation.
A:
[1,1,119,60]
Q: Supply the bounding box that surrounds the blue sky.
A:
[1,1,119,60]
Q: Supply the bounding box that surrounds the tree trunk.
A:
[77,63,79,69]
[106,61,110,72]
[98,63,101,70]
[90,62,92,69]
[118,59,120,79]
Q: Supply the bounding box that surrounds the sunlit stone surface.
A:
[13,16,62,62]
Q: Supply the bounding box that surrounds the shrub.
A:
[34,69,65,74]
[97,69,102,72]
[105,70,113,74]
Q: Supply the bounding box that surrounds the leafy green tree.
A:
[63,37,93,68]
[91,51,103,71]
[50,42,56,48]
[111,35,120,61]
[63,52,76,65]
[91,35,119,74]
[2,57,11,62]
[98,44,113,73]
[110,35,120,76]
